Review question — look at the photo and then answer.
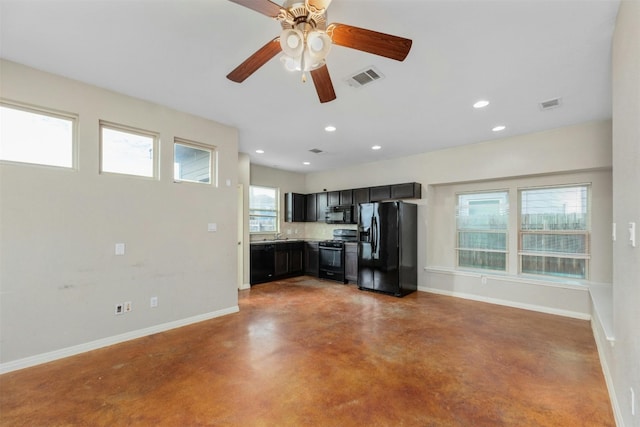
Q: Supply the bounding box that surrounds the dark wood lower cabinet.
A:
[304,242,319,277]
[345,242,358,283]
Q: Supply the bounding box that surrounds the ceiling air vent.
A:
[345,66,385,88]
[539,97,562,111]
[309,148,323,154]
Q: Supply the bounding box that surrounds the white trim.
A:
[0,306,239,375]
[417,286,590,320]
[591,316,623,427]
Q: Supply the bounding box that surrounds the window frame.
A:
[249,185,280,235]
[173,138,215,185]
[99,120,159,179]
[455,190,510,272]
[518,184,591,280]
[0,100,78,170]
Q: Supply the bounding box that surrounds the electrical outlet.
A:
[481,276,487,285]
[124,301,132,313]
[115,303,124,315]
[150,296,158,308]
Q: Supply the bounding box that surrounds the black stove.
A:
[318,229,357,283]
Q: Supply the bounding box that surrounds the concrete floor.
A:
[0,277,614,426]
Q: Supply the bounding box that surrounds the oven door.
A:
[319,245,345,283]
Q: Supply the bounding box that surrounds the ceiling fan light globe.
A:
[280,29,304,57]
[306,31,331,63]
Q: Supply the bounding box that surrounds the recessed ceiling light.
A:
[324,125,336,132]
[303,161,310,165]
[255,149,264,154]
[473,100,490,109]
[372,145,382,150]
[492,125,506,132]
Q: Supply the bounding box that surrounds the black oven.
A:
[319,241,346,283]
[318,229,357,283]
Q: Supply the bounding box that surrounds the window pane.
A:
[101,125,155,177]
[0,104,74,168]
[458,231,506,250]
[521,186,588,231]
[521,233,587,255]
[249,186,278,233]
[521,255,586,279]
[457,191,509,271]
[174,142,211,183]
[458,250,506,271]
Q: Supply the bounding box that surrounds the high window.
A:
[100,121,157,178]
[249,186,279,233]
[519,185,590,279]
[456,191,509,271]
[0,102,75,168]
[173,139,214,184]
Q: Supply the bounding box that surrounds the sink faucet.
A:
[274,232,282,240]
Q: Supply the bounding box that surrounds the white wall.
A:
[604,1,640,425]
[0,60,239,369]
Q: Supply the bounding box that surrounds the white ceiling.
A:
[0,0,620,173]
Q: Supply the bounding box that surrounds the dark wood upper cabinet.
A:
[285,193,305,222]
[305,193,317,222]
[391,182,422,200]
[316,192,328,222]
[369,185,391,202]
[328,191,340,206]
[353,188,370,206]
[339,189,353,205]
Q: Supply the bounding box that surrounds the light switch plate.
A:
[208,223,217,232]
[115,243,125,255]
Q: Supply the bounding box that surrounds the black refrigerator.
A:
[357,201,418,297]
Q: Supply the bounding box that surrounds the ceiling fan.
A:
[226,0,413,103]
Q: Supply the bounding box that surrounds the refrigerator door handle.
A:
[372,216,378,255]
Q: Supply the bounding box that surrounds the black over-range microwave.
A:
[325,205,356,224]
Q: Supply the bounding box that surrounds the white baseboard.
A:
[0,306,239,375]
[591,310,624,427]
[418,286,590,320]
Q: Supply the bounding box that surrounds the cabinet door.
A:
[305,193,317,222]
[328,191,340,206]
[353,188,370,205]
[340,189,353,206]
[370,185,391,202]
[274,247,289,277]
[289,243,304,275]
[285,193,305,222]
[344,243,358,283]
[304,242,319,276]
[316,192,328,222]
[391,183,422,199]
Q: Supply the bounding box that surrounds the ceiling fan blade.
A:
[227,38,282,83]
[329,23,412,62]
[228,0,283,18]
[310,64,337,103]
[306,0,332,13]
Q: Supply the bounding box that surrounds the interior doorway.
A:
[237,184,244,290]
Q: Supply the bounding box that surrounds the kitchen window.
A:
[456,191,509,271]
[100,121,157,178]
[519,185,590,279]
[0,102,76,169]
[174,139,214,184]
[249,185,279,233]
